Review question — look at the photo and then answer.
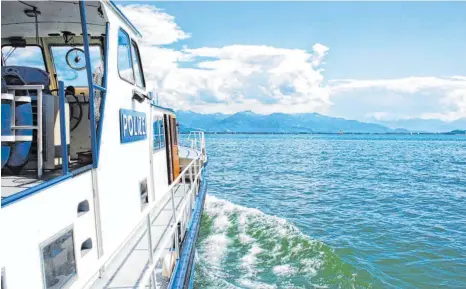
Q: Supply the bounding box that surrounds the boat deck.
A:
[1,162,90,199]
[90,181,195,289]
[178,146,201,160]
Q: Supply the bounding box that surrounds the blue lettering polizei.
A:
[120,109,147,143]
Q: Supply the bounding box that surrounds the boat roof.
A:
[107,1,142,38]
[1,1,142,39]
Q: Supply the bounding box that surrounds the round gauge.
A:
[65,48,86,71]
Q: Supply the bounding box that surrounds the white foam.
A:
[300,258,323,276]
[201,233,230,265]
[273,264,297,276]
[239,233,254,244]
[201,195,330,285]
[213,214,231,231]
[240,243,263,269]
[238,278,277,289]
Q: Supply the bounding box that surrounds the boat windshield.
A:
[51,46,103,87]
[1,46,46,70]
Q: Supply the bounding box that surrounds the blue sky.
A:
[118,1,466,122]
[154,2,466,79]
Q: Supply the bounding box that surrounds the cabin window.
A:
[159,120,166,148]
[130,41,145,88]
[51,46,103,87]
[117,29,134,83]
[153,117,165,151]
[153,118,161,151]
[1,46,46,70]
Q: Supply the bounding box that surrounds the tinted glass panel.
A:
[1,46,46,70]
[41,229,76,289]
[131,41,145,88]
[117,29,134,83]
[51,46,102,87]
[160,120,165,148]
[153,119,160,151]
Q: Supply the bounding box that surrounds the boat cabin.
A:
[1,1,203,289]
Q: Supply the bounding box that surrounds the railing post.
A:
[193,159,199,196]
[146,214,157,288]
[181,167,190,225]
[189,160,194,186]
[170,187,180,258]
[58,81,68,175]
[79,1,98,168]
[181,166,187,200]
[37,87,43,178]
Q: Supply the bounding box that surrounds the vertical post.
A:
[37,87,43,178]
[188,161,194,189]
[146,214,157,288]
[182,167,186,194]
[79,1,98,168]
[149,108,156,202]
[58,81,68,175]
[91,169,104,261]
[170,187,180,257]
[96,22,110,164]
[193,159,198,195]
[80,2,104,270]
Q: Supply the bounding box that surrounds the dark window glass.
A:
[1,46,46,70]
[160,120,165,148]
[131,41,145,88]
[41,228,76,289]
[140,178,148,209]
[153,118,160,151]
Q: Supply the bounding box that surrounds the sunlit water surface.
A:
[194,134,465,288]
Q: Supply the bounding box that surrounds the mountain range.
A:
[176,111,465,133]
[374,118,466,133]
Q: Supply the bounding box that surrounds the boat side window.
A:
[117,28,134,83]
[1,46,46,70]
[159,120,165,148]
[130,40,145,88]
[153,117,161,151]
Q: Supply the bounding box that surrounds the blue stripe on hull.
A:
[169,165,208,289]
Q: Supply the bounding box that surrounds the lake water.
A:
[194,134,465,289]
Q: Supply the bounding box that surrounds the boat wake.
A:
[195,195,372,289]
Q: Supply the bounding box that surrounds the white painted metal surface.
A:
[0,1,208,288]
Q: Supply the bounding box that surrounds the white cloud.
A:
[330,77,466,94]
[119,4,189,45]
[330,77,466,121]
[120,4,466,121]
[119,4,331,115]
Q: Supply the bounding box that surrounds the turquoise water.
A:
[194,134,466,288]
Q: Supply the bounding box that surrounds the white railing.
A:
[5,85,44,178]
[185,131,206,158]
[139,155,204,288]
[85,146,206,289]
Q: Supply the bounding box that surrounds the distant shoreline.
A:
[181,131,465,135]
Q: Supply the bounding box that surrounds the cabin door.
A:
[170,116,180,180]
[164,115,173,183]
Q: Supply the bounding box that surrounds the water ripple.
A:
[195,134,466,288]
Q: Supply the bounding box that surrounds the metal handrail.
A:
[84,152,205,289]
[185,131,205,156]
[138,158,204,288]
[5,84,43,178]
